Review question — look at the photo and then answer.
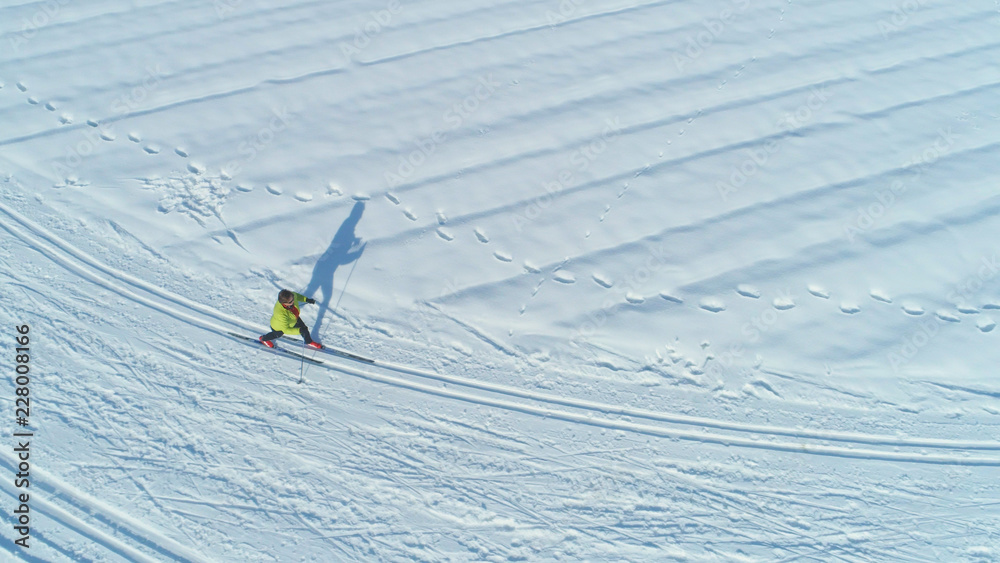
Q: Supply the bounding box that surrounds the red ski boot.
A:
[259,337,275,348]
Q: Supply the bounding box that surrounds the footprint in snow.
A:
[175,147,189,158]
[493,251,513,262]
[553,271,576,284]
[592,273,613,289]
[143,145,160,155]
[266,184,283,196]
[403,208,418,221]
[807,284,830,299]
[474,228,489,243]
[773,296,795,310]
[901,302,924,316]
[436,228,454,241]
[16,82,28,92]
[736,285,761,299]
[294,192,313,202]
[935,309,960,323]
[840,302,861,314]
[977,318,996,333]
[625,292,645,304]
[700,298,726,313]
[659,291,683,304]
[870,289,892,304]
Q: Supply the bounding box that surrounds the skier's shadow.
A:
[303,201,366,336]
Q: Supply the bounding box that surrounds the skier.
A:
[259,289,324,350]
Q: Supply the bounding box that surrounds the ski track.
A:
[2,198,998,467]
[0,451,208,562]
[3,0,999,559]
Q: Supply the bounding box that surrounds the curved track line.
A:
[0,451,209,562]
[3,198,999,463]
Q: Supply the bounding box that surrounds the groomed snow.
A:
[1,0,999,560]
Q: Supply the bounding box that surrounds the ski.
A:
[315,346,375,364]
[227,332,325,365]
[283,337,376,364]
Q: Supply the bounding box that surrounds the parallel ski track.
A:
[0,450,210,563]
[2,198,999,466]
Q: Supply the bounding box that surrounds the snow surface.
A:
[1,0,999,560]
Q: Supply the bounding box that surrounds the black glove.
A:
[305,298,316,304]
